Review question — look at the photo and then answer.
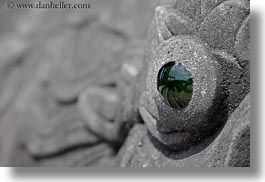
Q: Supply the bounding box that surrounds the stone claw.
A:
[78,86,122,142]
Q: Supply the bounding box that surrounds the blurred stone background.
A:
[0,0,163,166]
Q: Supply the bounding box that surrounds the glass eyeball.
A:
[157,62,193,109]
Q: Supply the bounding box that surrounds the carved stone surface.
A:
[118,0,250,167]
[118,93,250,167]
[0,0,250,167]
[0,0,158,166]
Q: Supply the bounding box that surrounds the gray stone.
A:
[118,94,250,167]
[117,0,250,167]
[0,0,250,167]
[198,0,249,53]
[235,15,250,63]
[77,40,145,143]
[0,0,158,166]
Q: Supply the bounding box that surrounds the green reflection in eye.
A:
[157,62,193,109]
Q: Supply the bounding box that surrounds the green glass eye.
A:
[157,62,193,109]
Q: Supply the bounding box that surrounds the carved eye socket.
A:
[157,61,193,110]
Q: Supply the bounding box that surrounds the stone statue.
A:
[78,0,250,167]
[117,0,250,167]
[0,0,250,167]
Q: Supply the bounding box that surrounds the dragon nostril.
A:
[157,61,193,110]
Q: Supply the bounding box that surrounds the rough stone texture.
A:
[140,36,224,150]
[77,40,145,143]
[140,0,250,154]
[0,0,250,167]
[118,94,250,167]
[0,0,159,166]
[118,0,250,167]
[198,0,249,53]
